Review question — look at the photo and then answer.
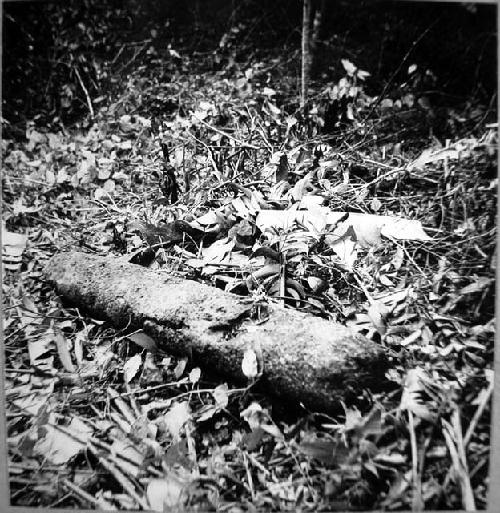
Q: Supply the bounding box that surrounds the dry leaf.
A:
[34,418,93,465]
[400,368,436,422]
[213,383,229,408]
[174,358,187,378]
[367,301,390,335]
[2,227,27,271]
[242,347,259,379]
[123,354,143,383]
[189,367,201,384]
[54,329,75,373]
[127,332,158,352]
[147,474,185,511]
[163,402,191,439]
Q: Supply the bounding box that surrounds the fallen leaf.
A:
[275,153,289,182]
[307,276,327,294]
[201,237,235,263]
[240,402,267,430]
[262,86,276,96]
[164,439,193,470]
[356,407,383,438]
[127,332,158,352]
[370,197,382,212]
[22,294,38,313]
[290,177,313,202]
[174,358,187,378]
[400,368,436,422]
[380,217,431,241]
[123,353,143,383]
[34,418,93,465]
[147,474,185,511]
[367,301,390,335]
[341,59,357,76]
[213,383,229,408]
[110,439,144,477]
[344,406,362,431]
[103,178,116,192]
[242,427,266,451]
[163,402,191,440]
[409,146,461,171]
[298,439,348,466]
[256,210,431,250]
[28,336,52,366]
[374,452,406,466]
[2,228,27,271]
[94,187,108,200]
[459,277,493,295]
[54,329,76,373]
[189,367,201,384]
[242,348,259,379]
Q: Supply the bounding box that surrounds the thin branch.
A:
[301,0,312,111]
[194,115,260,150]
[74,67,95,119]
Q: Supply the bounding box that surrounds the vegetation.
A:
[2,1,496,510]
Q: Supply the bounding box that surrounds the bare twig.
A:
[451,409,476,510]
[93,453,149,510]
[62,478,116,510]
[464,376,494,447]
[194,116,260,149]
[442,414,476,511]
[74,67,95,119]
[441,378,493,503]
[111,44,125,65]
[117,39,151,74]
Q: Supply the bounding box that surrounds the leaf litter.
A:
[2,6,496,511]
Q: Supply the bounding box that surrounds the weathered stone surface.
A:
[44,251,388,413]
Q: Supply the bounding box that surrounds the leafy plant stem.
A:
[408,410,424,511]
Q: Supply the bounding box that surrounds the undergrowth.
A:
[2,2,496,511]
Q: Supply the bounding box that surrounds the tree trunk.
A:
[44,251,389,413]
[310,0,325,76]
[301,0,312,112]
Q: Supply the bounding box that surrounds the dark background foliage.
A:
[3,0,496,128]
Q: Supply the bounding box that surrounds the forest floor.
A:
[2,10,497,511]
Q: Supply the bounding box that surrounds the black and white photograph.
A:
[1,0,498,510]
